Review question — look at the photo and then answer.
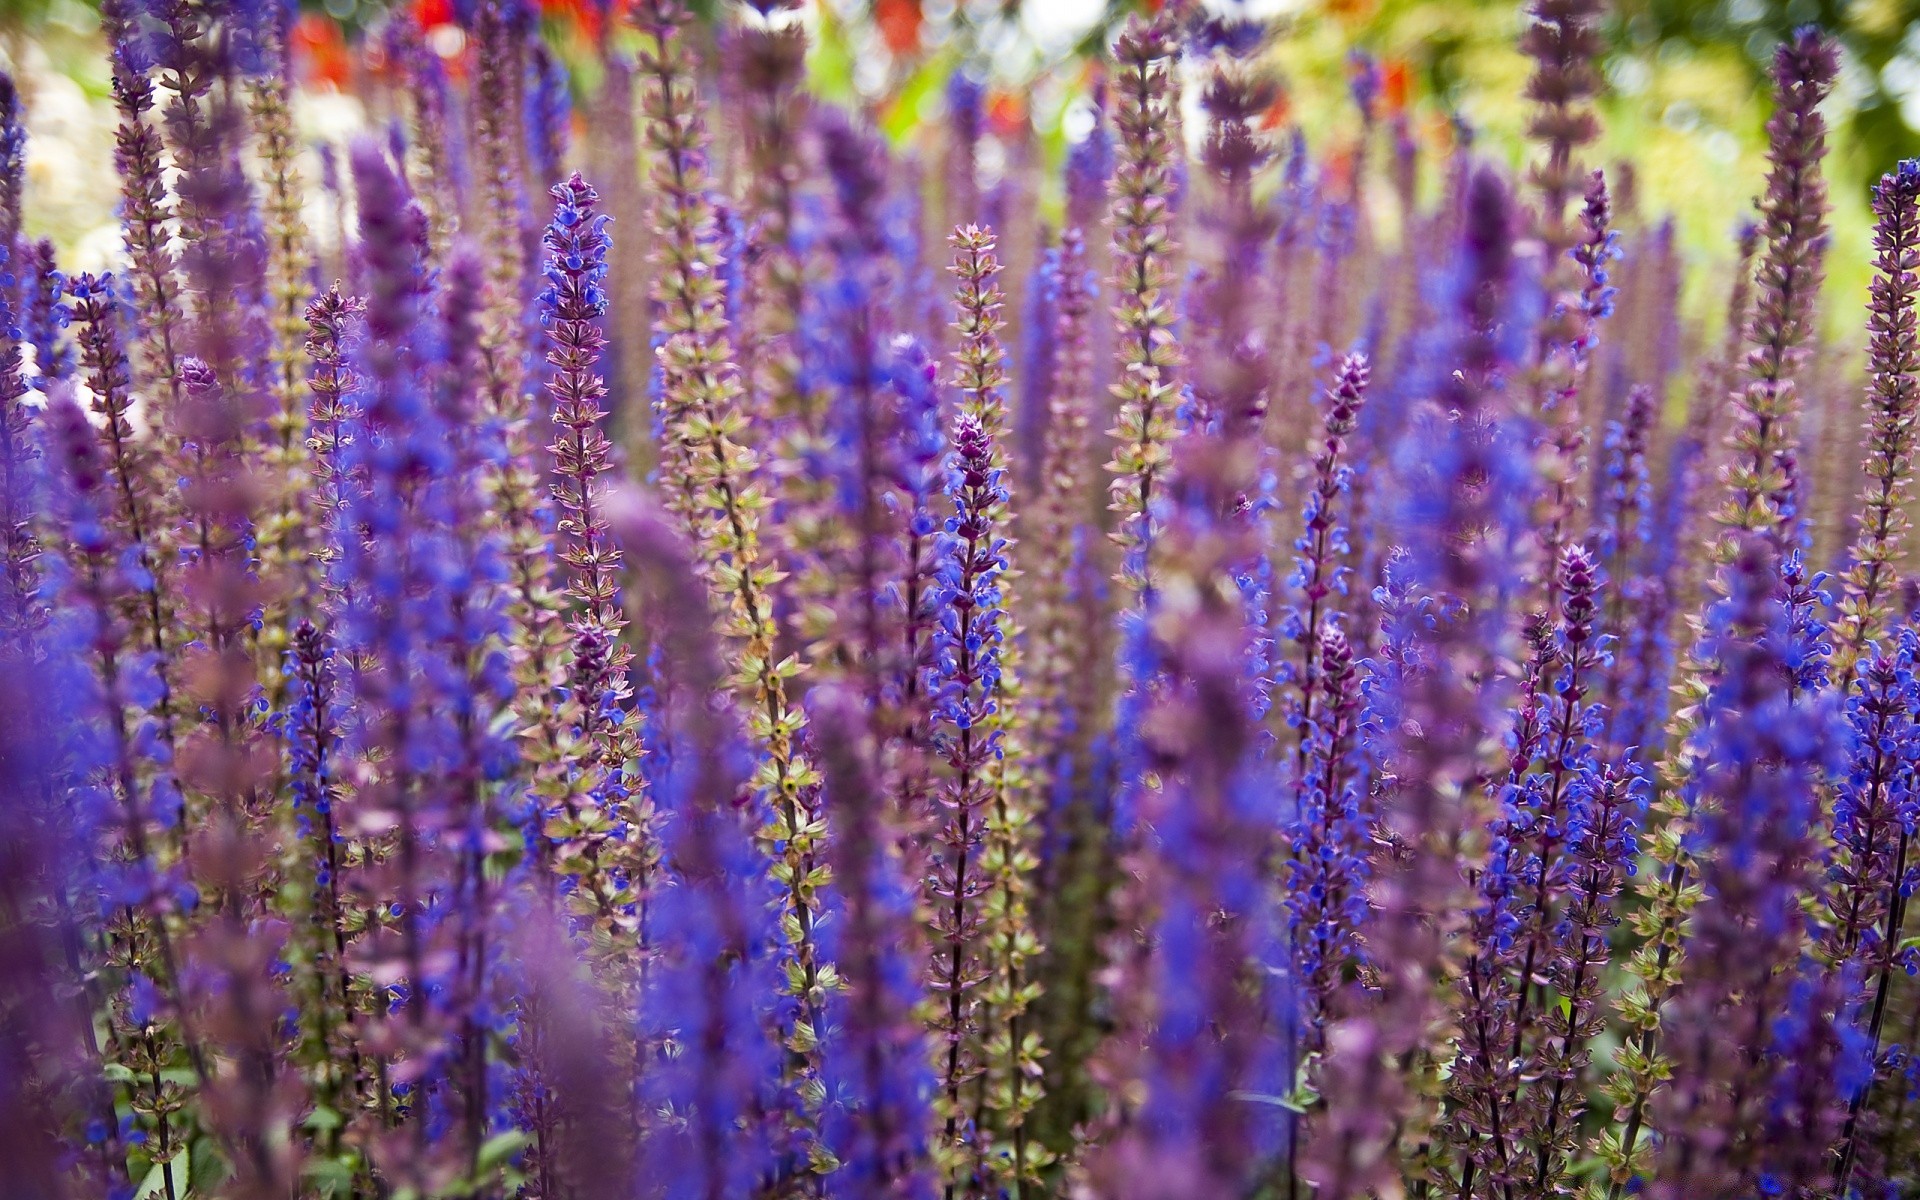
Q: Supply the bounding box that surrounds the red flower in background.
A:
[1383,56,1410,114]
[1323,143,1355,196]
[292,12,350,88]
[988,90,1026,136]
[1260,85,1291,130]
[876,0,921,56]
[538,0,605,44]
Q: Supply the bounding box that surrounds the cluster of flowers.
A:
[3,0,1919,1197]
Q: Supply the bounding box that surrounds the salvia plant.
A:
[7,0,1920,1197]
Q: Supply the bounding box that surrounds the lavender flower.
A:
[100,0,186,419]
[925,411,1009,1191]
[1507,546,1606,1051]
[1286,621,1370,1049]
[1065,97,1113,236]
[1307,165,1528,1194]
[636,0,829,1160]
[469,0,536,422]
[616,496,787,1200]
[942,221,1050,1188]
[942,70,984,239]
[1283,352,1370,767]
[1716,28,1838,549]
[69,274,153,578]
[1529,761,1642,1192]
[302,286,365,614]
[1519,0,1605,241]
[794,111,911,718]
[39,384,199,1200]
[1089,430,1287,1199]
[1836,160,1920,675]
[1533,171,1619,585]
[812,685,937,1198]
[0,72,21,258]
[729,0,812,446]
[23,240,71,386]
[277,616,379,1178]
[1444,544,1604,1193]
[0,642,121,1200]
[1825,630,1920,1189]
[1026,226,1099,832]
[1600,220,1770,1192]
[889,333,948,852]
[387,13,466,256]
[9,6,1920,1198]
[1595,383,1655,751]
[249,7,309,455]
[1106,12,1185,606]
[1650,536,1845,1196]
[0,247,37,644]
[329,141,476,1188]
[525,43,571,200]
[1191,11,1278,440]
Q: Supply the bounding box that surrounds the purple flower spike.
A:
[1287,620,1370,1050]
[1529,761,1644,1191]
[617,495,787,1200]
[1283,351,1370,769]
[0,249,38,645]
[1090,430,1289,1199]
[1651,535,1845,1196]
[1716,27,1838,550]
[24,240,72,386]
[1827,627,1920,1190]
[1836,160,1920,676]
[541,172,625,668]
[925,410,1008,1190]
[813,685,937,1199]
[1106,11,1185,606]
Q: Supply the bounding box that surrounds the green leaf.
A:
[302,1156,358,1198]
[476,1130,531,1175]
[132,1148,188,1200]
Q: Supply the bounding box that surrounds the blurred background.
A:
[2,0,1914,324]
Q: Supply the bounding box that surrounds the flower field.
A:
[2,1,1919,1197]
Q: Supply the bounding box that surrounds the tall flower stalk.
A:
[1825,633,1920,1190]
[1105,12,1184,608]
[0,245,36,645]
[1714,29,1838,549]
[1306,166,1526,1194]
[1025,226,1096,763]
[1528,762,1641,1193]
[635,0,829,1172]
[539,174,650,957]
[617,498,789,1200]
[250,7,313,601]
[1649,537,1843,1196]
[303,286,365,618]
[813,686,938,1199]
[1604,36,1843,1194]
[926,411,1011,1196]
[1834,160,1920,676]
[70,271,176,748]
[1090,432,1289,1199]
[1284,353,1369,769]
[101,0,186,423]
[731,0,813,442]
